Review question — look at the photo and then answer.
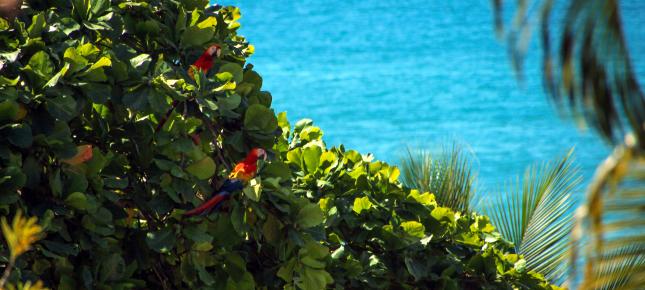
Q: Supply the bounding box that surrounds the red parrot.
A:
[188,44,222,79]
[184,148,267,216]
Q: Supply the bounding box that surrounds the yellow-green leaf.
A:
[242,177,262,201]
[401,221,425,238]
[197,16,217,29]
[352,196,373,214]
[407,190,437,206]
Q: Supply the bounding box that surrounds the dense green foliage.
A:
[0,1,559,289]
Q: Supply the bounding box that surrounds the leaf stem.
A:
[0,257,15,289]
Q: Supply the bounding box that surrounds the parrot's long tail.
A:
[184,192,231,217]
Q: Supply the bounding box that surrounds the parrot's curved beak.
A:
[257,148,268,161]
[207,44,222,58]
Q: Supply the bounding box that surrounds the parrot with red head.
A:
[188,44,222,80]
[184,148,267,217]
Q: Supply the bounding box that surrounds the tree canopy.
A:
[0,1,560,289]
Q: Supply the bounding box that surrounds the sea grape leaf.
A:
[145,227,176,253]
[297,203,324,228]
[352,196,373,214]
[185,156,215,180]
[401,221,425,238]
[244,104,278,133]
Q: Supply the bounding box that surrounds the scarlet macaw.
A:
[184,148,267,216]
[187,44,222,80]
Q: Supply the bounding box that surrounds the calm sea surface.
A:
[219,1,645,198]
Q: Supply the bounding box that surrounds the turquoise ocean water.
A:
[219,1,645,198]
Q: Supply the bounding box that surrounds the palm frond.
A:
[400,144,476,212]
[484,149,581,284]
[571,136,645,289]
[494,0,645,149]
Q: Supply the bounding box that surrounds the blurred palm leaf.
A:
[572,138,644,289]
[400,144,475,212]
[484,149,581,284]
[494,0,645,148]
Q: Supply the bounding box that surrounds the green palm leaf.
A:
[400,144,476,212]
[494,0,645,149]
[484,149,581,284]
[572,138,645,289]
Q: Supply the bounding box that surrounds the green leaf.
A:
[85,147,108,176]
[401,221,425,238]
[301,256,325,269]
[299,267,333,290]
[65,192,88,210]
[297,203,324,228]
[197,16,217,29]
[431,207,456,224]
[286,148,303,169]
[28,13,47,38]
[45,63,70,87]
[300,126,322,142]
[277,258,296,282]
[514,258,527,273]
[0,100,19,122]
[8,124,33,148]
[182,224,213,243]
[242,69,262,89]
[180,0,209,11]
[0,18,8,30]
[407,190,436,206]
[405,256,430,281]
[47,94,78,122]
[79,56,111,82]
[57,17,81,35]
[263,161,292,180]
[262,214,282,243]
[145,227,176,253]
[0,75,19,86]
[226,272,255,290]
[22,51,54,87]
[302,146,322,174]
[49,169,63,197]
[244,104,278,133]
[185,156,216,180]
[122,85,152,111]
[215,72,237,91]
[130,54,151,74]
[352,196,373,214]
[217,93,241,116]
[180,26,215,48]
[218,63,243,84]
[242,177,262,202]
[303,241,329,259]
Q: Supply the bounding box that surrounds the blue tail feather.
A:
[219,179,244,193]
